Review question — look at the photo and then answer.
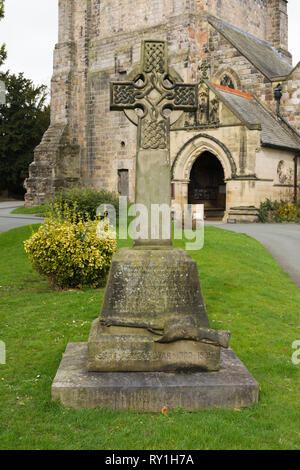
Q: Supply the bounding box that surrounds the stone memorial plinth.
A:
[51,40,259,410]
[52,344,259,411]
[87,248,231,373]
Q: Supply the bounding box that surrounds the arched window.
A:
[220,75,235,89]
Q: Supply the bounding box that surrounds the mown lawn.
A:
[0,224,299,450]
[11,205,49,217]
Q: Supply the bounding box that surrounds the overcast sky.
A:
[1,0,300,91]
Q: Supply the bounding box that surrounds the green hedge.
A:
[51,186,120,221]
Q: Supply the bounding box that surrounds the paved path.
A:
[0,201,44,234]
[206,222,300,288]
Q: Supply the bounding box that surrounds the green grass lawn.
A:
[11,205,48,217]
[0,224,299,450]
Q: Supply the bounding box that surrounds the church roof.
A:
[209,83,300,151]
[208,16,293,80]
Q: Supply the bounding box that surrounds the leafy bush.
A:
[51,186,120,221]
[274,203,298,221]
[258,199,280,223]
[24,204,117,288]
[258,199,299,223]
[296,199,300,218]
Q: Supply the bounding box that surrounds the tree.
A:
[0,72,50,196]
[0,1,7,66]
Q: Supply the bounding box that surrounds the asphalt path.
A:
[0,201,44,234]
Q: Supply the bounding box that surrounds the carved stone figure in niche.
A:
[197,81,209,126]
[198,97,208,124]
[209,98,220,124]
[220,75,235,89]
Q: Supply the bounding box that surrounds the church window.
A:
[220,75,235,89]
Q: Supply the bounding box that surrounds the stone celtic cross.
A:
[110,40,198,247]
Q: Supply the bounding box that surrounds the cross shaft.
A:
[110,40,198,247]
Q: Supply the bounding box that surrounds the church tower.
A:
[25,0,300,223]
[196,0,289,55]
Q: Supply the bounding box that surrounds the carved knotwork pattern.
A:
[141,120,167,149]
[112,84,136,105]
[144,42,165,74]
[174,86,197,107]
[111,40,197,147]
[199,61,211,84]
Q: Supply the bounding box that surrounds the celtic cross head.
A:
[110,40,198,150]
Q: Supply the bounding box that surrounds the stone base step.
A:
[204,208,225,220]
[52,343,259,411]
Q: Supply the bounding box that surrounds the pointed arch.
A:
[171,134,237,181]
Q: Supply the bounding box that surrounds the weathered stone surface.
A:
[87,321,221,372]
[87,247,220,372]
[98,248,210,331]
[85,42,228,375]
[110,40,197,246]
[25,1,300,221]
[52,342,259,411]
[134,148,172,247]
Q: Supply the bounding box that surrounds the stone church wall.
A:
[195,0,269,42]
[280,64,300,133]
[25,0,297,211]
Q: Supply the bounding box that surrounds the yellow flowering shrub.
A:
[24,204,117,288]
[275,203,298,221]
[259,199,299,223]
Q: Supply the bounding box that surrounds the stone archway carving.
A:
[171,134,237,182]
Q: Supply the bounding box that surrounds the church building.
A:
[25,0,300,222]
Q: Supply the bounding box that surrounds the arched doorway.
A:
[188,151,226,220]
